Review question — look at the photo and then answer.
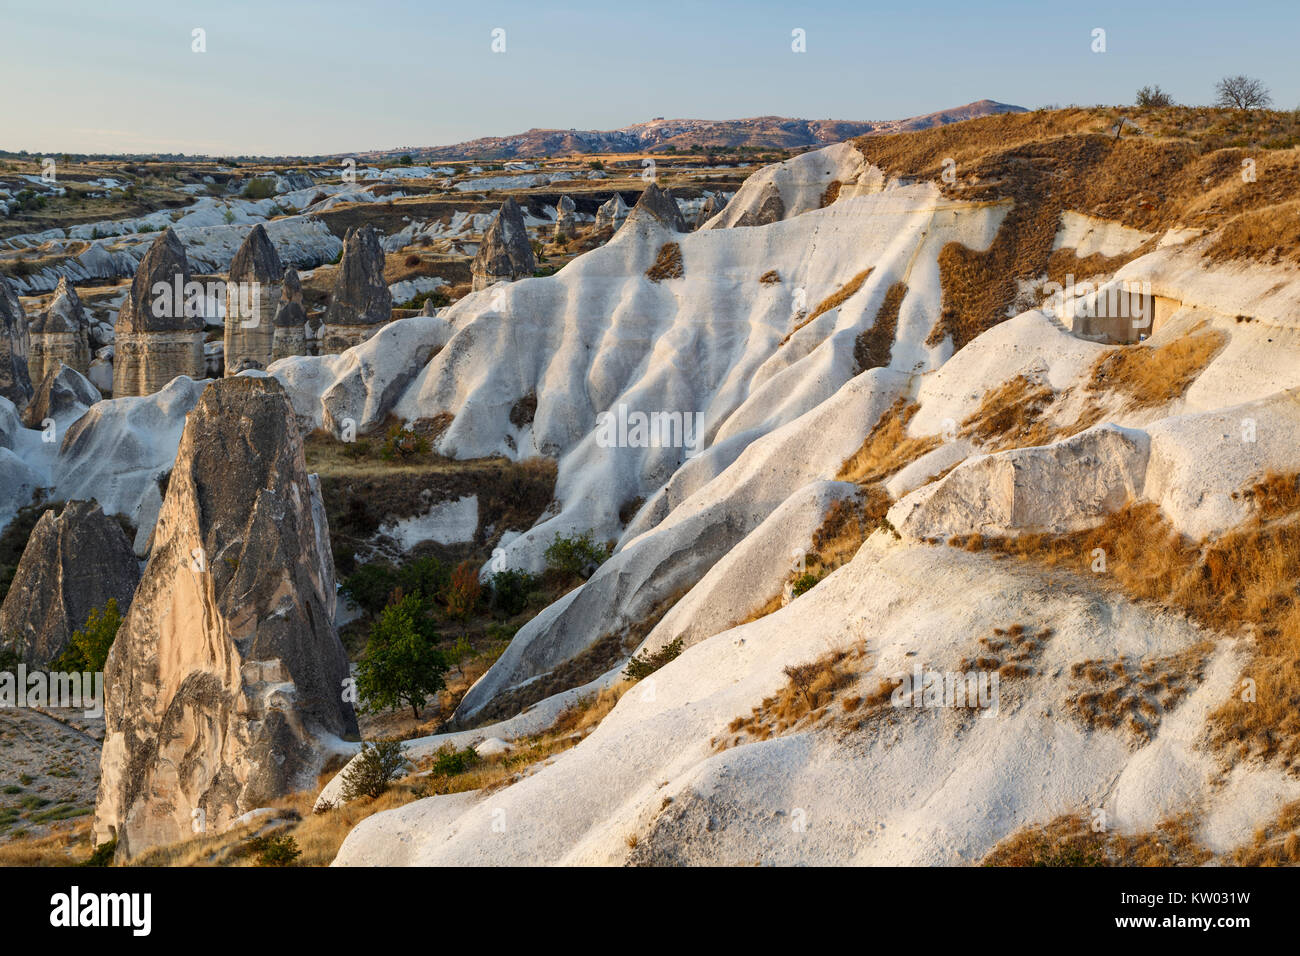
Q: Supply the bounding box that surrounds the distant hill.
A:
[365,100,1026,160]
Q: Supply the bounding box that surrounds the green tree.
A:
[355,594,446,719]
[55,599,122,672]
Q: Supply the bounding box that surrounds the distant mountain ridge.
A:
[366,100,1026,160]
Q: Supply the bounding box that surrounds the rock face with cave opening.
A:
[93,375,356,859]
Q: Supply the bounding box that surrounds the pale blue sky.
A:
[5,0,1297,156]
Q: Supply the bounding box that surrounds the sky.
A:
[4,0,1298,156]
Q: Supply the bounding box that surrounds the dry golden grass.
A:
[1086,326,1227,409]
[959,374,1062,450]
[759,269,781,285]
[820,180,842,208]
[715,643,871,749]
[975,475,1300,773]
[851,106,1300,350]
[807,268,874,324]
[853,281,906,373]
[0,819,93,866]
[782,268,874,344]
[645,242,683,281]
[1206,198,1300,265]
[1224,799,1300,865]
[983,811,1211,866]
[836,399,941,485]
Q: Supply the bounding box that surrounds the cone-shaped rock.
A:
[224,224,284,374]
[29,277,91,382]
[0,500,140,665]
[270,267,310,361]
[628,182,687,232]
[94,375,356,858]
[113,228,205,397]
[470,198,535,291]
[0,277,32,412]
[20,361,100,429]
[735,180,785,226]
[593,192,629,232]
[695,193,728,230]
[554,194,577,239]
[321,226,391,353]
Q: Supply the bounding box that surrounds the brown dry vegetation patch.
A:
[853,107,1300,350]
[713,643,875,750]
[1205,198,1300,265]
[645,242,683,281]
[1065,644,1214,744]
[820,180,842,207]
[1085,326,1227,410]
[759,269,781,285]
[983,812,1211,867]
[957,622,1055,681]
[973,478,1300,773]
[959,374,1063,450]
[807,267,874,324]
[837,398,941,485]
[853,281,906,373]
[1045,242,1159,288]
[782,267,875,344]
[1223,799,1300,865]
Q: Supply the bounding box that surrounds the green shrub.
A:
[400,288,449,311]
[397,556,451,604]
[341,563,399,617]
[340,739,411,802]
[790,572,820,598]
[430,745,479,777]
[241,177,277,200]
[379,424,429,461]
[82,839,117,867]
[54,599,122,672]
[488,569,539,616]
[544,531,610,583]
[624,637,684,681]
[254,834,301,866]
